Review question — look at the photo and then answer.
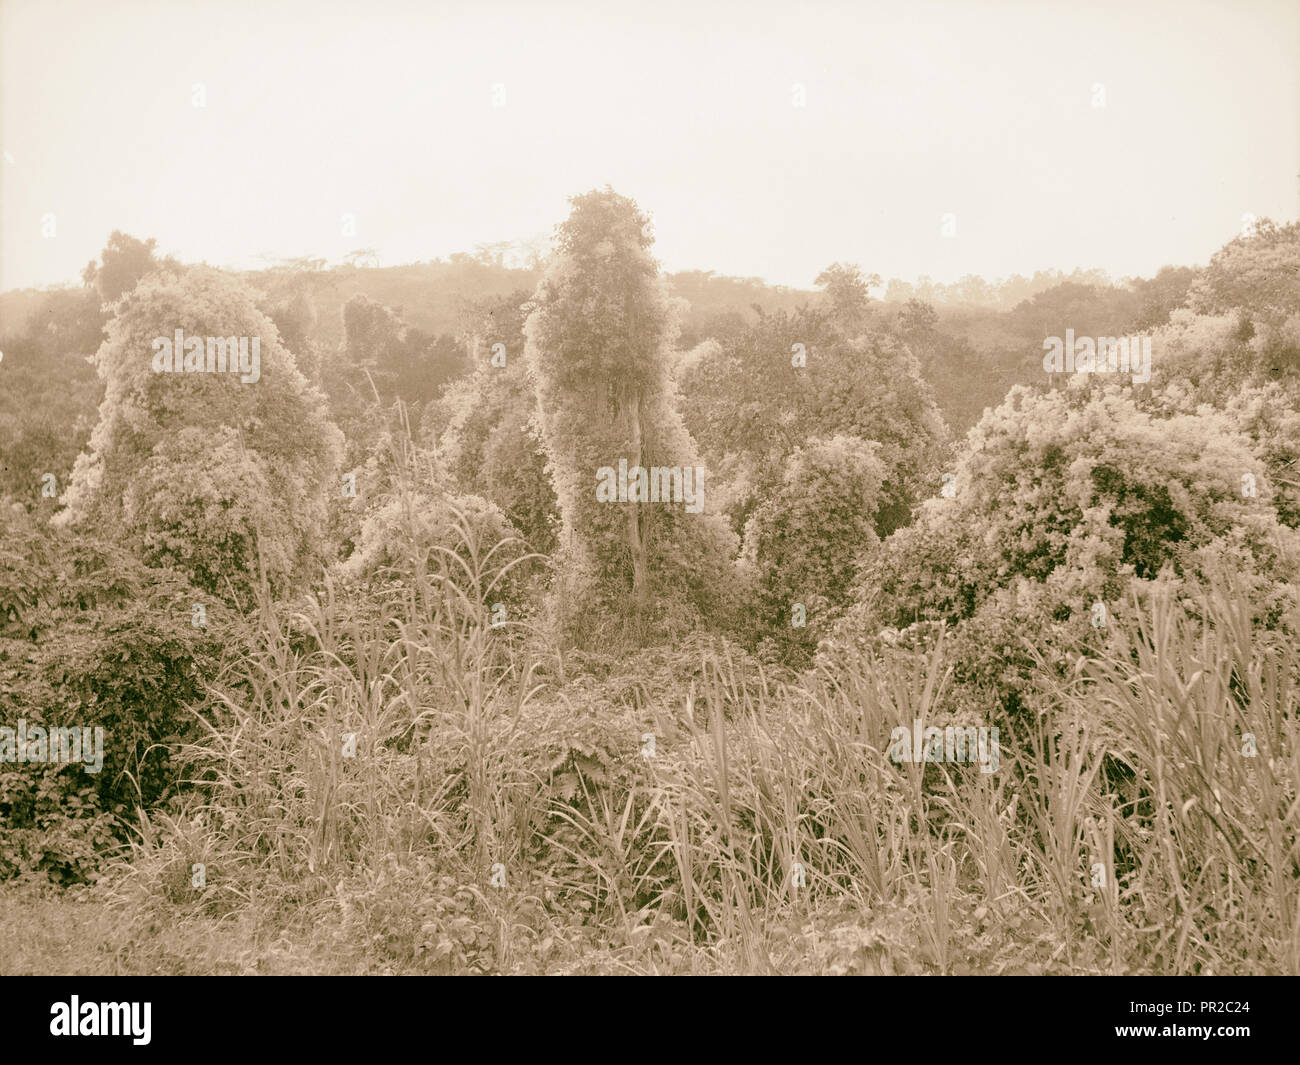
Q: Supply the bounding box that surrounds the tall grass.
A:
[98,427,1298,975]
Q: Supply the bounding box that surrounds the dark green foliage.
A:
[0,288,105,506]
[0,509,238,883]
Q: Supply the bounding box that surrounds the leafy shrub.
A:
[0,508,238,882]
[741,434,886,663]
[336,487,540,618]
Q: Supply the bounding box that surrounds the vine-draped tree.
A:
[524,189,738,645]
[436,290,558,554]
[55,267,344,602]
[830,377,1300,729]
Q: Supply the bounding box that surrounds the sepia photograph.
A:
[0,0,1296,1020]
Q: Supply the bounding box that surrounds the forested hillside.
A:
[0,244,1199,511]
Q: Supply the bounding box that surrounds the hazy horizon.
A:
[3,0,1298,294]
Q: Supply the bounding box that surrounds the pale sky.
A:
[2,0,1297,293]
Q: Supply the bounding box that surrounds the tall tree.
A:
[81,231,179,304]
[814,262,879,332]
[524,189,738,644]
